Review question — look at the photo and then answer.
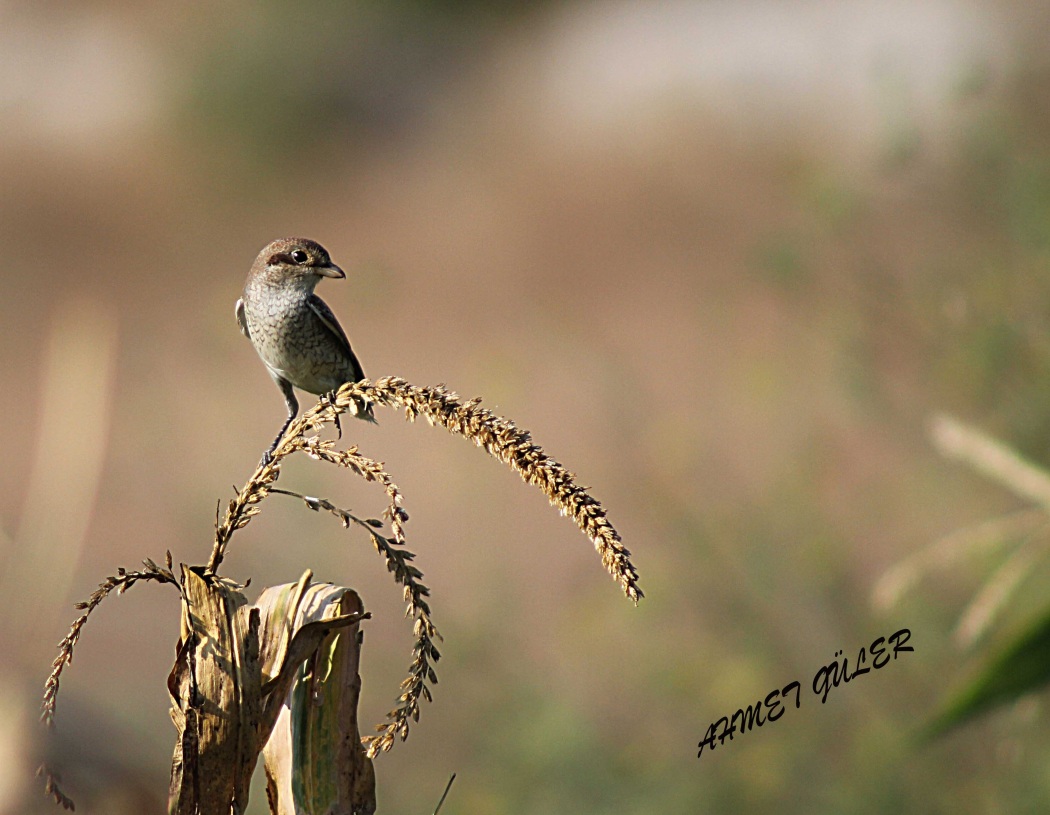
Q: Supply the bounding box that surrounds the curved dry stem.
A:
[208,375,639,762]
[214,377,640,603]
[42,554,180,729]
[269,488,440,758]
[292,438,410,545]
[323,378,643,602]
[208,453,284,574]
[207,395,400,573]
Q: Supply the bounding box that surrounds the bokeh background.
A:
[4,0,1050,811]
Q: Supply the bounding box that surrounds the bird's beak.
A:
[316,263,345,279]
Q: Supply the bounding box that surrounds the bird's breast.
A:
[242,288,355,394]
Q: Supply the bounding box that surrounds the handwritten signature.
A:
[697,628,913,759]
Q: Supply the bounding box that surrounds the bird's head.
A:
[252,237,345,287]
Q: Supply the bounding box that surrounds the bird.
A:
[236,237,373,464]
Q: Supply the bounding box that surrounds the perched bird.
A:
[236,237,372,463]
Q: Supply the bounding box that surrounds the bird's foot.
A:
[260,430,286,468]
[323,390,343,438]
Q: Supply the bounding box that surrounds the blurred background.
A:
[4,0,1050,811]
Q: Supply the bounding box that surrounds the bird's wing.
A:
[235,298,251,339]
[308,295,365,381]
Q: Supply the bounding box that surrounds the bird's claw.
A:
[323,391,343,439]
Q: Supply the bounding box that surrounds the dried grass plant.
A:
[40,376,641,808]
[40,555,180,808]
[204,376,641,755]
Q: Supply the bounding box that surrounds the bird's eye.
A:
[290,250,308,264]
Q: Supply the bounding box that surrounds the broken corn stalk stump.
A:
[167,566,374,815]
